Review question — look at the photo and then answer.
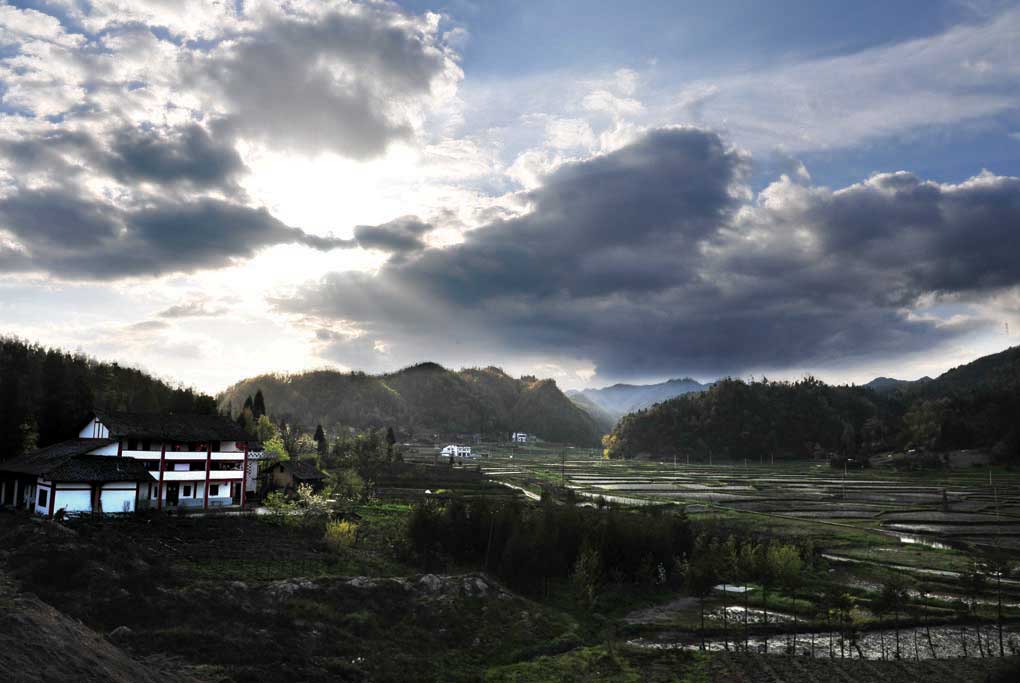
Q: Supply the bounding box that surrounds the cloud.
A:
[352,216,434,258]
[183,4,461,158]
[104,123,246,190]
[157,299,229,319]
[0,190,348,280]
[669,8,1020,153]
[274,127,1020,380]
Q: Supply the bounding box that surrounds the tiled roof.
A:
[287,459,326,480]
[0,439,147,481]
[46,455,151,482]
[96,410,250,442]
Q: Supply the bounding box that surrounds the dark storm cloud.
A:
[105,123,245,189]
[0,189,348,280]
[353,216,433,257]
[0,122,244,190]
[185,7,454,159]
[275,127,1020,378]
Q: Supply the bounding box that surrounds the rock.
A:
[108,626,133,642]
[267,578,315,602]
[417,574,443,593]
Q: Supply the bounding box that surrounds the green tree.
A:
[256,414,278,443]
[962,564,987,657]
[878,575,910,659]
[252,389,266,418]
[572,543,603,609]
[264,432,289,461]
[314,424,327,456]
[682,549,718,651]
[770,544,803,654]
[386,426,397,461]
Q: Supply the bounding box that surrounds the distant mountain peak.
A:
[574,377,708,419]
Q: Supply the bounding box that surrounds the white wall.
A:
[78,417,110,439]
[147,479,235,506]
[33,482,49,515]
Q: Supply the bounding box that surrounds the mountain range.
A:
[218,363,607,446]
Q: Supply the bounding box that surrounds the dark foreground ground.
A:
[1,506,1018,682]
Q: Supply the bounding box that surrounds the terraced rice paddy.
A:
[482,455,1020,553]
[478,449,1020,663]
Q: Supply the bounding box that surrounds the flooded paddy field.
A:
[481,454,1020,553]
[479,449,1020,662]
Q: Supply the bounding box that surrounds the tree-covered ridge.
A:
[604,345,1020,462]
[218,363,606,445]
[0,336,216,461]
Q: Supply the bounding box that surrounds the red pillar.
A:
[240,443,249,508]
[203,443,211,510]
[117,440,123,457]
[157,442,166,511]
[47,482,55,518]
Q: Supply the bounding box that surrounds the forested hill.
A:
[0,337,216,461]
[604,345,1020,463]
[218,363,607,446]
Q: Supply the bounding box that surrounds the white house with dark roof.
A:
[0,411,265,516]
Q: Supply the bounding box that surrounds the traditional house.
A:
[264,459,326,492]
[0,410,263,516]
[0,439,150,515]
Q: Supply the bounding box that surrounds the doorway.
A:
[166,482,180,506]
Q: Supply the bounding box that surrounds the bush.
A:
[323,520,359,550]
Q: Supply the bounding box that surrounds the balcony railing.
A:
[122,450,245,461]
[149,470,244,481]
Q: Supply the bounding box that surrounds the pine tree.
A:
[253,389,266,419]
[314,424,327,455]
[386,426,396,460]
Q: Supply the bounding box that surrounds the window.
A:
[141,440,151,451]
[183,485,192,497]
[127,438,138,450]
[209,484,220,496]
[38,488,48,508]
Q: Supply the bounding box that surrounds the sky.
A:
[1,0,1019,394]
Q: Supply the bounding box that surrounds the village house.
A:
[264,458,326,493]
[440,444,473,458]
[0,411,264,516]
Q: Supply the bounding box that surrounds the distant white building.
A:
[510,432,528,443]
[441,444,473,458]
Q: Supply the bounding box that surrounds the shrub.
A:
[323,520,359,550]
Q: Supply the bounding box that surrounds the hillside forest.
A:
[0,337,216,462]
[219,362,609,446]
[604,346,1020,465]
